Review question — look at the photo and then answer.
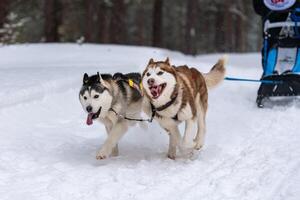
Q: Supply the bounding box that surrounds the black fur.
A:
[83,73,112,86]
[80,72,142,102]
[117,73,142,102]
[80,73,112,96]
[113,72,141,85]
[116,80,127,98]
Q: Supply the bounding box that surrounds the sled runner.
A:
[255,5,300,107]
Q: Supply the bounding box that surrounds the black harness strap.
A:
[114,78,143,96]
[151,96,177,112]
[150,95,179,121]
[109,108,155,123]
[109,93,178,123]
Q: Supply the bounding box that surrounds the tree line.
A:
[0,0,261,54]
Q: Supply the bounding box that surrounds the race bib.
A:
[264,0,296,11]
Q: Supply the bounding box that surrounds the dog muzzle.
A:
[86,107,102,125]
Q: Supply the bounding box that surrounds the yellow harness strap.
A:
[139,83,143,91]
[128,79,134,87]
[128,79,144,96]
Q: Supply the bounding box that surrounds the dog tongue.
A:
[86,113,93,125]
[150,86,161,98]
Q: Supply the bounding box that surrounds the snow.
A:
[0,44,299,200]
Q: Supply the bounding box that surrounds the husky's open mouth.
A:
[149,83,167,99]
[86,107,102,125]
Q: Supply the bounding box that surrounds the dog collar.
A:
[150,95,178,112]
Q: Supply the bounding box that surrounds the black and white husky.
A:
[79,72,143,159]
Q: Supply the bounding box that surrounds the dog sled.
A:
[256,7,300,107]
[254,1,300,107]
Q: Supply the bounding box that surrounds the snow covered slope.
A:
[0,44,299,200]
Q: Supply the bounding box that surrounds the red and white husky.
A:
[142,57,226,159]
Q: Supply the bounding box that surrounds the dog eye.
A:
[146,72,150,77]
[83,96,87,100]
[157,71,164,75]
[94,95,99,99]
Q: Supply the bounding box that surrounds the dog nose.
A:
[147,78,155,86]
[86,106,93,113]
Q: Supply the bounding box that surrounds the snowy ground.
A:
[0,44,299,200]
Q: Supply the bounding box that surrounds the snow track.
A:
[0,44,299,200]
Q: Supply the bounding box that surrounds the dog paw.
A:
[96,148,111,160]
[180,141,196,151]
[194,145,203,151]
[194,141,204,150]
[180,147,194,157]
[167,153,176,160]
[139,121,148,130]
[178,144,193,158]
[111,146,119,157]
[96,154,107,160]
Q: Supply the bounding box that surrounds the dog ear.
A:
[83,73,89,84]
[97,72,102,83]
[97,72,110,88]
[148,58,154,65]
[164,57,170,65]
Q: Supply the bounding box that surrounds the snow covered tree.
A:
[0,0,9,43]
[0,12,27,44]
[1,0,262,53]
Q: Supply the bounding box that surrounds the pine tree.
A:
[110,0,127,44]
[185,0,198,54]
[152,0,163,47]
[44,0,62,42]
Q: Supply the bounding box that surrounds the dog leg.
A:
[111,144,119,157]
[181,119,196,152]
[104,122,118,157]
[182,119,196,148]
[96,121,128,160]
[167,126,181,159]
[194,112,206,150]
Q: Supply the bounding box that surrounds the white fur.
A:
[142,66,177,107]
[180,119,197,155]
[96,119,128,159]
[157,116,182,159]
[79,89,113,118]
[142,64,205,159]
[79,90,89,110]
[194,95,206,150]
[177,104,193,121]
[80,81,143,160]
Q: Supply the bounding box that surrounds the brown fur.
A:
[142,57,226,159]
[143,59,208,119]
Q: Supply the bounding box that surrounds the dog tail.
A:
[203,56,227,89]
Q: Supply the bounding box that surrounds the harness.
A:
[150,95,179,121]
[118,78,144,96]
[109,95,178,123]
[109,107,155,122]
[108,77,152,122]
[109,76,178,122]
